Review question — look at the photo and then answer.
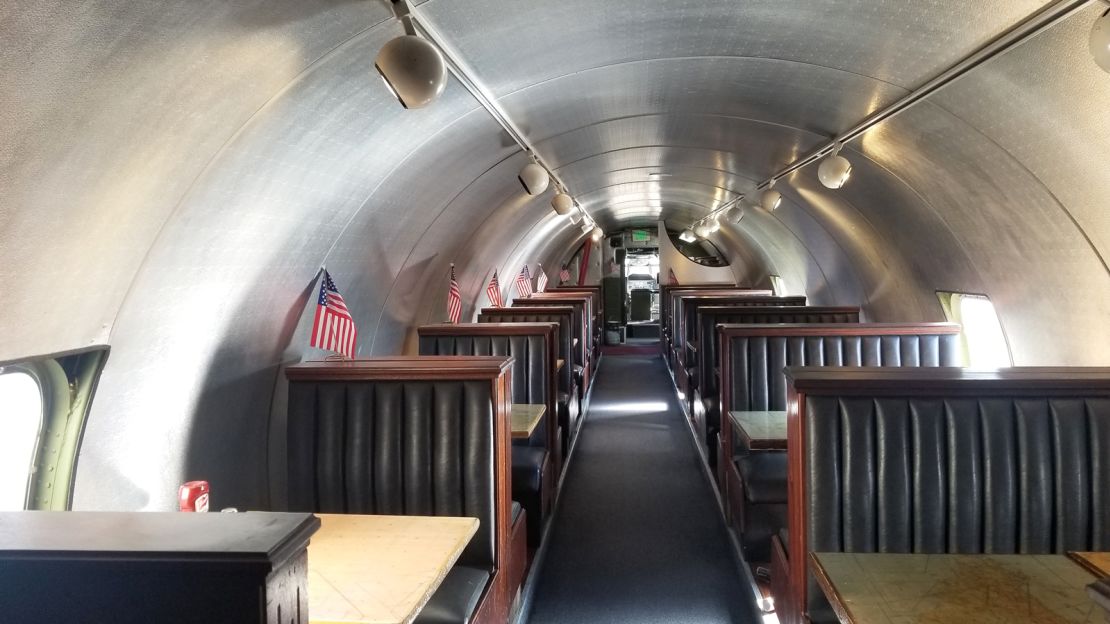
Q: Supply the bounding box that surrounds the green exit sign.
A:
[631,229,650,242]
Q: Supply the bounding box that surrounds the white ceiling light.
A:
[519,162,550,195]
[678,229,697,243]
[375,34,447,109]
[551,192,574,215]
[591,227,604,242]
[724,204,745,224]
[693,222,712,238]
[817,144,852,189]
[1092,8,1110,73]
[760,180,782,211]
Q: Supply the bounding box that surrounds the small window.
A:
[769,275,787,296]
[937,292,1012,368]
[0,370,43,510]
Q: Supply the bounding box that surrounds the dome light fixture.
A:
[520,162,550,195]
[551,192,574,216]
[817,144,852,189]
[591,226,604,242]
[375,33,448,109]
[761,180,782,211]
[1092,7,1110,74]
[678,229,697,243]
[693,221,713,238]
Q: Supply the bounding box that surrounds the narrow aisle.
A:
[528,356,757,624]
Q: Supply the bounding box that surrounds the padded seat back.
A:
[718,318,964,414]
[286,358,513,572]
[418,323,557,447]
[515,297,590,367]
[784,367,1110,618]
[479,307,574,394]
[682,296,808,350]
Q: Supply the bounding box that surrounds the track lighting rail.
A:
[758,0,1097,190]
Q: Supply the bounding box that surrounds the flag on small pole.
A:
[668,268,679,286]
[559,265,571,284]
[514,265,533,298]
[310,269,358,359]
[486,270,504,307]
[536,265,548,293]
[447,264,462,324]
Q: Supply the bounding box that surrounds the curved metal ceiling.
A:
[4,0,1110,511]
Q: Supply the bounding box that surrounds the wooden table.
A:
[728,410,787,450]
[556,358,565,371]
[511,403,546,439]
[810,552,1101,623]
[1070,552,1110,578]
[309,514,478,624]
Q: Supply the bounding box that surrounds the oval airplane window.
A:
[0,370,43,510]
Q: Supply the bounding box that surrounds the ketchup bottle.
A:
[178,480,210,512]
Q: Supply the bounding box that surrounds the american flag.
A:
[310,269,358,358]
[536,265,548,293]
[486,270,504,307]
[668,268,679,285]
[559,265,571,284]
[447,264,462,324]
[514,265,533,298]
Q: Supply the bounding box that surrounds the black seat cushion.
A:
[511,446,547,494]
[414,565,490,624]
[737,452,787,504]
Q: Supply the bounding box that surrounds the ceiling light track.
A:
[402,2,600,231]
[758,0,1097,190]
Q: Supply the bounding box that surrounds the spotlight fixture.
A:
[760,180,782,211]
[591,226,604,242]
[693,221,712,238]
[1092,8,1110,74]
[724,204,745,224]
[375,33,448,109]
[520,162,550,195]
[678,229,697,243]
[551,192,574,215]
[817,144,852,189]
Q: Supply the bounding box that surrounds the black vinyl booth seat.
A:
[417,322,560,547]
[479,307,581,458]
[661,286,756,362]
[779,367,1110,624]
[514,296,593,391]
[285,357,520,624]
[716,323,959,563]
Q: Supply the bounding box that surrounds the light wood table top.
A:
[1069,552,1110,578]
[810,552,1101,624]
[309,514,478,624]
[728,410,788,450]
[556,359,565,371]
[511,403,546,439]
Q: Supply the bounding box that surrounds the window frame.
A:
[0,347,108,510]
[936,290,1014,368]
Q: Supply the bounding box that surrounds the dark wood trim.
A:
[718,322,957,338]
[808,552,857,624]
[785,366,1110,396]
[418,322,558,336]
[481,306,575,315]
[786,387,808,623]
[286,356,513,381]
[1066,552,1109,578]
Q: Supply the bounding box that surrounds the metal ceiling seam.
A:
[491,54,914,101]
[104,15,393,346]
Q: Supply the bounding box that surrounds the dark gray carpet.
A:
[527,355,758,623]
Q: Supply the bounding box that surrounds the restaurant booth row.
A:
[663,283,1110,624]
[0,286,603,624]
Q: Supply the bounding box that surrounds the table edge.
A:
[808,552,856,624]
[1066,551,1107,578]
